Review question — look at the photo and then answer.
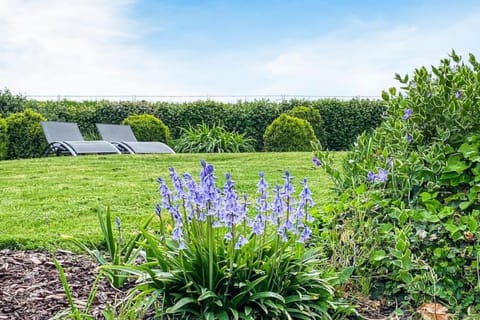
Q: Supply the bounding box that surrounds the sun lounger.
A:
[96,123,175,154]
[41,121,121,156]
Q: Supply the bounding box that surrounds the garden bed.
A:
[0,249,128,319]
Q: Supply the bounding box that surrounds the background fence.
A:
[25,94,380,103]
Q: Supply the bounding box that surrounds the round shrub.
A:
[121,114,171,143]
[263,114,318,152]
[0,117,7,160]
[287,105,327,148]
[6,108,47,159]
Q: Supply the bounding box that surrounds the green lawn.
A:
[0,152,344,250]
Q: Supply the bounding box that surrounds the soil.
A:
[0,249,129,320]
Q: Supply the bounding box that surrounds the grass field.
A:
[0,152,345,250]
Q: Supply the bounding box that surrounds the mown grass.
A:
[0,152,345,251]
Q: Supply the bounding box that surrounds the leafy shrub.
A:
[121,114,171,143]
[103,162,351,319]
[263,114,318,152]
[0,117,7,160]
[287,105,327,148]
[0,88,27,117]
[318,51,480,315]
[174,123,255,153]
[6,109,47,159]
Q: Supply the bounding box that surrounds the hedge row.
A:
[0,89,385,151]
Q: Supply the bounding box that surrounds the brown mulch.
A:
[0,249,129,320]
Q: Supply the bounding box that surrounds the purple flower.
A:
[402,109,413,120]
[312,156,322,167]
[456,90,462,99]
[406,133,413,143]
[234,235,248,249]
[115,216,121,230]
[155,203,161,217]
[376,169,389,183]
[367,171,376,183]
[298,226,312,243]
[300,178,314,208]
[224,231,233,241]
[172,226,183,241]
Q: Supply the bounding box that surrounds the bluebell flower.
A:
[367,171,376,183]
[172,226,183,241]
[252,213,265,236]
[300,178,314,208]
[155,203,162,217]
[234,235,248,249]
[312,156,322,167]
[224,231,233,241]
[406,133,413,143]
[178,240,187,250]
[282,170,294,197]
[376,169,389,183]
[298,226,312,243]
[402,108,413,120]
[456,90,462,99]
[169,167,185,199]
[115,216,121,230]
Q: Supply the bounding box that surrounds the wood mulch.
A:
[0,249,129,320]
[0,249,404,320]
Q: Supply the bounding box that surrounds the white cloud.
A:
[262,12,480,96]
[1,1,480,98]
[0,0,184,95]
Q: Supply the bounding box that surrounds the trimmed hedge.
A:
[6,109,47,159]
[121,114,171,143]
[0,117,7,160]
[263,114,318,152]
[20,98,383,151]
[287,105,327,148]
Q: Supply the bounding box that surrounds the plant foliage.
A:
[6,108,47,159]
[317,51,480,315]
[121,114,171,143]
[263,114,318,152]
[0,117,7,160]
[175,123,255,153]
[287,105,327,149]
[102,162,350,319]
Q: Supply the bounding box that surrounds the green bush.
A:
[287,105,327,148]
[0,88,27,117]
[0,117,7,160]
[318,51,480,315]
[6,109,47,159]
[263,114,318,151]
[121,114,171,143]
[175,123,255,153]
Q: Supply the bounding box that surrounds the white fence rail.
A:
[25,94,380,103]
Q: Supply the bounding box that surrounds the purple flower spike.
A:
[402,108,413,120]
[456,90,462,99]
[312,156,322,167]
[376,169,389,183]
[115,216,121,230]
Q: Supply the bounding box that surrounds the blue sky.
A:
[1,0,480,98]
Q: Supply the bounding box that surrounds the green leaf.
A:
[165,297,197,313]
[250,291,285,303]
[381,90,390,101]
[371,250,387,262]
[198,289,217,302]
[443,155,469,174]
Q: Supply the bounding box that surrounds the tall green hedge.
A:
[0,117,7,160]
[22,98,383,151]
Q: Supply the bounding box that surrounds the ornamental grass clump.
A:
[106,161,345,319]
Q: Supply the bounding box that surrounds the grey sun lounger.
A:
[41,121,121,156]
[96,123,175,154]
